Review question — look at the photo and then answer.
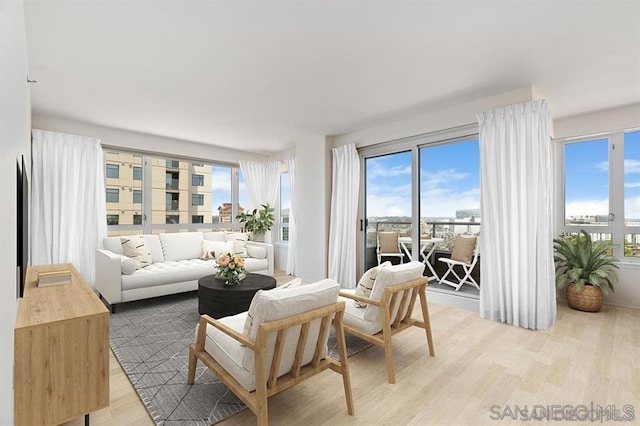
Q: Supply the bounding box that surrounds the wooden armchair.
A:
[339,261,435,384]
[187,279,353,426]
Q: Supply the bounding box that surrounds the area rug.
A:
[110,291,372,425]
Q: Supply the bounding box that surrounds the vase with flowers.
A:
[215,252,246,286]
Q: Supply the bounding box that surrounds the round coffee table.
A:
[198,273,277,318]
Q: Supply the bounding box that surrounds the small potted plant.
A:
[553,230,618,312]
[236,203,275,242]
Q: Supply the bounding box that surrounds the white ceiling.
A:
[24,0,640,154]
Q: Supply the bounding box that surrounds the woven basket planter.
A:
[566,283,603,312]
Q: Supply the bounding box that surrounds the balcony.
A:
[166,180,179,190]
[366,220,481,298]
[166,200,179,211]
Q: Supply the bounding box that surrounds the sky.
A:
[365,139,480,218]
[565,131,640,221]
[365,132,640,222]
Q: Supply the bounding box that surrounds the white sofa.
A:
[95,231,273,312]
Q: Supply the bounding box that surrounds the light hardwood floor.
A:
[63,276,640,426]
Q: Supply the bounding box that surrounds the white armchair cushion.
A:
[364,261,425,323]
[241,279,340,372]
[159,232,204,261]
[339,289,384,335]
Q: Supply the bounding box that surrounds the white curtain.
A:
[239,160,280,242]
[286,156,297,275]
[328,144,360,288]
[477,100,556,330]
[30,129,107,286]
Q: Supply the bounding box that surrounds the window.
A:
[239,170,250,218]
[559,129,640,260]
[166,193,179,211]
[192,194,204,206]
[192,174,204,186]
[106,188,119,203]
[105,151,243,235]
[107,214,119,225]
[106,164,119,178]
[279,172,290,242]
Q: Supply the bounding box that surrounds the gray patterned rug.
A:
[110,291,372,425]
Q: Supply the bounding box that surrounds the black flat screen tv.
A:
[16,155,28,298]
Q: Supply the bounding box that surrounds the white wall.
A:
[32,114,268,164]
[333,87,536,148]
[0,0,31,423]
[553,103,640,139]
[294,136,331,282]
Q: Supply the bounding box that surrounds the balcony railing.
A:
[166,181,179,190]
[166,200,179,211]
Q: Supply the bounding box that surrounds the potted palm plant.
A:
[553,230,618,312]
[236,203,275,242]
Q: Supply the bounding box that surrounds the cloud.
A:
[625,182,640,188]
[595,161,608,172]
[565,198,609,218]
[625,196,640,220]
[625,159,640,174]
[367,162,411,178]
[421,168,468,189]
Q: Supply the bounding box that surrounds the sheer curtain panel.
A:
[328,144,360,288]
[286,156,297,275]
[30,129,107,286]
[239,160,280,242]
[477,100,556,330]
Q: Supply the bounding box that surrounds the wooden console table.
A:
[14,263,109,425]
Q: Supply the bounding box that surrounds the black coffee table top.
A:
[198,273,277,293]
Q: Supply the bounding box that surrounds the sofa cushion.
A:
[243,258,269,273]
[224,232,249,257]
[121,235,152,268]
[159,232,204,261]
[121,258,217,291]
[104,234,164,263]
[246,245,267,259]
[201,240,234,260]
[203,232,226,242]
[339,290,384,335]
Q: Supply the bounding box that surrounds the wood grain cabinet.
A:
[14,263,109,425]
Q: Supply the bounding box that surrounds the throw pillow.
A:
[120,255,138,275]
[354,261,391,308]
[224,232,249,258]
[450,235,477,264]
[201,240,234,260]
[121,235,152,269]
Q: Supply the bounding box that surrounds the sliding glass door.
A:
[363,151,412,271]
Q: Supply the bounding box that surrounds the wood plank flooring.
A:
[62,274,640,425]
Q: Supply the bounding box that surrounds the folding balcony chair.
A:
[376,231,405,265]
[438,235,479,291]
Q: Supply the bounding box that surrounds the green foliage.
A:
[553,230,618,295]
[236,203,275,235]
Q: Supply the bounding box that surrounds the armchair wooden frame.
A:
[339,277,434,384]
[188,301,354,426]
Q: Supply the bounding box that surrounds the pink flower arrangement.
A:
[216,252,245,285]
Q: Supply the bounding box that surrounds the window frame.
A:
[106,163,119,178]
[106,188,119,203]
[192,194,204,206]
[556,128,640,262]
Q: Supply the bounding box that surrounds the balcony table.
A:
[398,236,444,280]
